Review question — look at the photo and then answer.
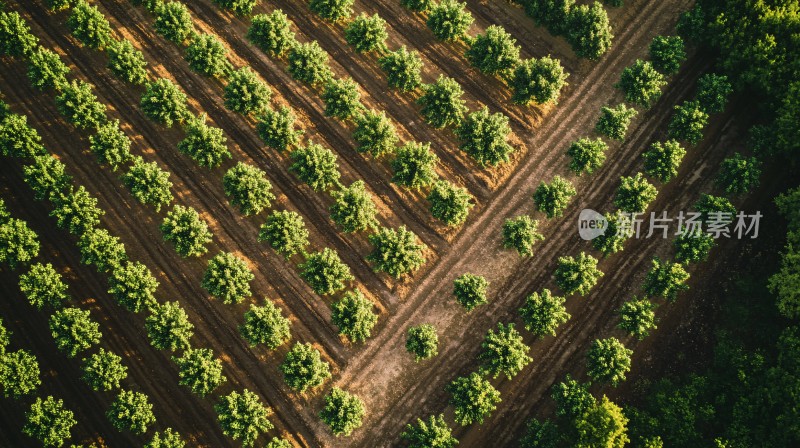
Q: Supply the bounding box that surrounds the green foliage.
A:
[649,35,685,75]
[466,25,520,76]
[322,77,362,119]
[330,180,378,233]
[178,114,231,168]
[775,187,800,231]
[0,11,38,57]
[0,349,41,398]
[172,348,226,397]
[479,322,532,379]
[223,162,275,216]
[391,141,439,189]
[145,301,194,351]
[240,299,291,349]
[566,2,612,59]
[280,342,331,392]
[145,428,185,448]
[49,307,101,358]
[642,257,689,302]
[214,0,258,16]
[331,289,378,343]
[0,113,45,158]
[300,248,353,295]
[107,39,148,85]
[552,374,595,420]
[614,172,657,213]
[288,41,332,85]
[259,210,309,258]
[533,175,576,218]
[406,324,438,361]
[289,142,341,191]
[185,33,228,77]
[427,0,474,42]
[616,60,666,108]
[224,67,271,115]
[367,226,426,278]
[453,273,488,311]
[519,289,570,337]
[456,107,514,166]
[154,1,193,44]
[695,73,732,114]
[419,75,468,129]
[554,252,603,296]
[215,390,273,447]
[23,155,70,202]
[694,193,736,222]
[202,252,254,304]
[502,215,544,257]
[108,260,158,312]
[121,157,173,211]
[264,437,291,448]
[81,348,127,391]
[50,185,103,235]
[520,418,559,448]
[0,318,7,356]
[19,262,69,310]
[667,100,708,144]
[378,46,423,92]
[592,212,630,256]
[160,205,212,257]
[673,228,714,263]
[642,139,686,183]
[617,297,657,340]
[257,106,303,151]
[447,372,501,426]
[90,120,133,171]
[23,396,76,447]
[345,13,388,53]
[567,137,606,175]
[353,109,398,157]
[248,11,296,58]
[107,390,155,435]
[55,80,107,130]
[28,47,69,91]
[574,397,629,448]
[401,0,434,12]
[586,337,632,386]
[427,180,473,227]
[77,227,127,272]
[716,152,761,195]
[68,1,112,49]
[310,0,354,22]
[401,414,458,448]
[0,218,40,270]
[140,78,189,127]
[512,56,569,105]
[595,104,637,140]
[320,387,365,436]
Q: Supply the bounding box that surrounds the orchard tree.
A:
[574,396,630,448]
[154,1,194,44]
[502,215,544,257]
[533,175,576,218]
[0,218,40,270]
[353,109,398,157]
[551,374,596,420]
[90,120,133,171]
[519,289,570,337]
[214,0,258,15]
[145,301,194,351]
[0,113,45,158]
[290,142,341,191]
[694,194,736,222]
[224,67,271,115]
[617,297,657,339]
[322,77,362,119]
[696,73,732,114]
[23,155,70,201]
[554,252,603,296]
[0,349,40,398]
[345,13,388,53]
[330,181,378,233]
[27,47,69,91]
[427,0,474,42]
[478,322,532,379]
[453,273,488,311]
[265,437,291,448]
[259,210,309,258]
[257,106,303,151]
[310,0,354,21]
[0,317,7,356]
[215,390,273,447]
[81,348,127,391]
[592,212,630,256]
[673,228,714,263]
[19,262,69,310]
[586,337,632,386]
[649,35,686,75]
[78,227,127,272]
[320,387,365,436]
[402,0,434,12]
[173,348,226,397]
[107,39,148,85]
[391,142,439,189]
[419,75,467,128]
[595,104,637,140]
[23,396,76,447]
[466,25,520,76]
[456,107,514,166]
[300,248,353,295]
[202,252,254,304]
[55,80,107,130]
[367,226,426,278]
[50,186,103,235]
[248,11,296,58]
[512,56,568,105]
[378,46,423,92]
[614,172,657,213]
[121,157,173,211]
[107,390,155,435]
[401,414,457,448]
[280,342,331,392]
[428,180,473,227]
[68,1,112,49]
[642,140,686,183]
[140,78,189,127]
[223,162,275,215]
[775,187,800,230]
[520,418,559,448]
[108,261,159,313]
[240,299,291,349]
[616,60,666,108]
[288,41,332,85]
[49,307,101,358]
[0,11,38,57]
[567,137,607,175]
[642,257,689,302]
[331,290,377,343]
[178,113,231,168]
[160,205,212,257]
[566,2,612,59]
[447,372,501,426]
[716,152,761,195]
[406,324,438,361]
[185,33,228,77]
[667,100,708,144]
[145,428,185,448]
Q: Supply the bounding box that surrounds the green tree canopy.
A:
[224,67,271,115]
[466,25,521,76]
[567,137,607,175]
[331,289,378,343]
[453,272,489,311]
[257,105,303,151]
[586,337,632,386]
[642,257,689,302]
[154,1,194,44]
[140,78,189,127]
[1,113,45,158]
[378,46,423,92]
[447,372,501,426]
[456,107,514,167]
[566,2,612,60]
[89,119,133,171]
[419,75,468,129]
[428,180,473,227]
[353,109,399,157]
[310,0,354,21]
[330,180,378,233]
[320,387,365,436]
[479,322,532,379]
[214,0,258,15]
[107,390,156,435]
[614,172,657,213]
[520,418,559,448]
[107,260,159,313]
[0,349,41,398]
[592,212,630,256]
[616,60,666,108]
[391,142,439,189]
[23,396,76,447]
[673,227,714,263]
[322,77,362,120]
[289,142,341,192]
[185,33,228,77]
[427,0,474,42]
[512,56,569,105]
[595,104,637,140]
[574,396,630,448]
[23,155,70,201]
[345,13,388,53]
[178,113,231,168]
[554,252,603,296]
[19,262,69,310]
[49,307,101,358]
[259,210,309,258]
[107,39,148,85]
[27,47,69,91]
[288,41,332,85]
[694,193,736,222]
[0,218,40,270]
[145,428,185,448]
[68,0,112,49]
[145,301,194,351]
[716,152,761,195]
[248,11,296,58]
[502,215,544,257]
[617,297,657,340]
[300,248,353,295]
[519,289,570,337]
[121,156,173,211]
[533,175,576,218]
[223,162,275,215]
[552,374,596,420]
[202,252,254,304]
[160,204,213,258]
[406,324,438,361]
[367,226,426,278]
[172,348,226,397]
[280,342,331,392]
[642,140,686,183]
[50,185,103,235]
[77,227,127,273]
[215,390,273,447]
[649,35,686,75]
[81,348,127,391]
[696,73,732,114]
[668,100,708,144]
[55,79,107,130]
[401,0,434,12]
[239,299,291,349]
[0,11,38,57]
[401,414,458,448]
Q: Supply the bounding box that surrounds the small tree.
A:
[121,157,173,211]
[519,289,570,337]
[574,396,630,448]
[27,47,69,91]
[0,218,40,270]
[224,67,271,115]
[456,107,514,167]
[248,11,296,58]
[19,263,69,310]
[479,322,532,379]
[1,114,45,158]
[50,185,103,235]
[265,437,292,448]
[202,252,254,304]
[716,152,761,195]
[0,11,38,57]
[223,162,275,216]
[642,140,686,183]
[215,390,273,447]
[49,307,101,358]
[447,372,501,426]
[512,56,568,105]
[520,418,559,448]
[695,193,736,222]
[67,1,112,49]
[595,104,637,140]
[214,0,258,15]
[642,257,689,302]
[427,0,474,42]
[81,348,127,391]
[331,289,378,343]
[614,172,657,213]
[173,348,226,397]
[378,46,423,92]
[77,227,127,272]
[145,301,194,351]
[178,114,231,168]
[551,374,596,420]
[145,428,185,448]
[23,396,76,447]
[428,180,473,227]
[288,41,332,85]
[353,109,398,157]
[502,215,544,257]
[160,205,212,258]
[554,252,603,296]
[401,414,457,448]
[107,390,155,435]
[322,77,362,120]
[154,2,194,44]
[617,297,657,340]
[567,137,607,175]
[90,120,133,171]
[330,181,378,233]
[566,2,612,59]
[586,337,632,386]
[673,227,714,263]
[533,175,576,218]
[401,0,434,12]
[406,324,438,361]
[240,299,291,349]
[290,142,341,192]
[0,349,41,398]
[259,210,309,258]
[419,75,468,129]
[140,78,189,127]
[696,73,732,114]
[367,226,426,278]
[107,39,148,85]
[592,212,630,256]
[345,13,388,53]
[452,273,489,313]
[280,342,331,392]
[107,260,159,313]
[257,106,303,151]
[616,60,665,108]
[185,33,228,77]
[55,80,107,130]
[320,387,365,436]
[310,0,354,21]
[391,142,439,189]
[667,100,708,144]
[649,35,685,75]
[23,155,70,201]
[0,317,8,356]
[300,248,353,295]
[466,25,520,76]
